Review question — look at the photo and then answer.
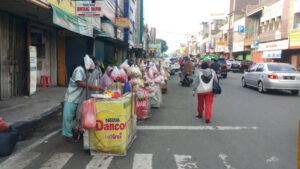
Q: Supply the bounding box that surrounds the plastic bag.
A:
[117,69,127,82]
[0,127,18,157]
[81,98,97,129]
[84,55,95,70]
[128,66,142,78]
[111,67,120,81]
[0,117,8,133]
[120,60,130,71]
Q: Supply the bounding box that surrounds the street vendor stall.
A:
[87,93,136,156]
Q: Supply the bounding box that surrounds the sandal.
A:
[65,137,79,143]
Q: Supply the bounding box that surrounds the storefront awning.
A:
[51,4,93,37]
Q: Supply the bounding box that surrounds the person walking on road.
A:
[193,61,218,123]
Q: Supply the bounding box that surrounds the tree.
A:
[156,39,169,53]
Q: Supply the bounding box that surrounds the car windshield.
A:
[170,59,177,63]
[218,59,226,64]
[267,64,296,72]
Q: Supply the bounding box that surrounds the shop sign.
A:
[76,1,102,17]
[116,18,130,28]
[27,0,50,9]
[52,5,93,37]
[217,42,227,46]
[47,0,76,16]
[290,29,300,49]
[134,44,143,49]
[262,50,282,58]
[233,42,244,52]
[261,0,283,22]
[258,40,288,51]
[149,44,161,50]
[29,46,37,96]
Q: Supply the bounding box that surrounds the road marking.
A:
[266,156,279,163]
[0,152,40,169]
[174,154,199,169]
[0,130,60,168]
[40,153,73,169]
[86,156,113,169]
[137,126,258,131]
[132,154,153,169]
[218,154,235,169]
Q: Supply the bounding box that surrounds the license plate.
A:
[284,76,295,80]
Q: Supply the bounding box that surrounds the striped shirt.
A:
[65,66,86,104]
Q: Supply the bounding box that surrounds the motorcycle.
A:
[181,72,193,87]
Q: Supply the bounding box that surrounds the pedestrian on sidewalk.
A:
[192,61,218,123]
[62,61,104,143]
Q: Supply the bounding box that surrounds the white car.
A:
[242,62,300,95]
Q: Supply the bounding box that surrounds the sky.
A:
[144,0,230,53]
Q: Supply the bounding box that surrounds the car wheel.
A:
[291,90,299,96]
[258,81,266,93]
[242,78,247,87]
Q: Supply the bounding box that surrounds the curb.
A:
[11,103,63,140]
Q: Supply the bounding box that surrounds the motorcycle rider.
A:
[181,57,194,82]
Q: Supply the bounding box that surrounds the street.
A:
[1,72,299,169]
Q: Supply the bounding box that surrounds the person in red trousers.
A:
[193,61,218,123]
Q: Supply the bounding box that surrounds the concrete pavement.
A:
[0,73,299,169]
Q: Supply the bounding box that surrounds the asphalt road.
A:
[1,72,299,169]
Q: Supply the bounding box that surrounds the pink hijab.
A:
[100,66,114,88]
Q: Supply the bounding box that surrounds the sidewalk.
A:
[0,87,66,127]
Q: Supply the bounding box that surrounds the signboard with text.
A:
[76,1,102,17]
[262,50,282,58]
[116,18,130,28]
[258,40,288,51]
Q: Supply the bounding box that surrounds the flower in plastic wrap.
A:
[148,66,158,79]
[120,60,130,71]
[137,90,147,101]
[155,75,165,85]
[117,69,127,82]
[128,66,142,78]
[129,78,138,87]
[111,67,120,81]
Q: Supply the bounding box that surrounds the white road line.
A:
[218,154,235,169]
[0,130,60,168]
[266,156,279,163]
[132,154,153,169]
[174,154,199,169]
[86,156,113,169]
[137,126,258,131]
[0,152,40,169]
[40,153,73,169]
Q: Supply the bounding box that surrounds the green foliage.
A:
[156,39,169,53]
[106,58,118,66]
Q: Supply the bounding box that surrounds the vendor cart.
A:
[86,93,136,156]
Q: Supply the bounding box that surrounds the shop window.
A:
[264,24,268,32]
[31,32,45,58]
[269,22,274,31]
[294,13,300,29]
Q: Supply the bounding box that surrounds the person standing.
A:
[63,62,103,142]
[192,62,218,123]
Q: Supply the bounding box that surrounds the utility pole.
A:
[115,0,118,38]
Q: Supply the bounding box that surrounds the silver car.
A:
[242,63,300,95]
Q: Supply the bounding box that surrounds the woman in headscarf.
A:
[100,66,114,88]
